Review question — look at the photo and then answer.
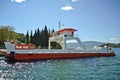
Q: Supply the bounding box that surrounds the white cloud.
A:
[72,0,79,3]
[11,0,26,3]
[109,37,120,43]
[61,5,74,11]
[110,38,118,41]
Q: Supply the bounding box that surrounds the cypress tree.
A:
[33,29,37,45]
[36,28,41,46]
[25,26,55,48]
[40,29,44,47]
[48,29,51,37]
[30,30,34,44]
[26,30,29,44]
[51,29,55,33]
[44,25,49,48]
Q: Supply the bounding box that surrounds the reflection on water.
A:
[0,48,120,80]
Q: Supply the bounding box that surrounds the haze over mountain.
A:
[82,41,104,49]
[67,41,104,49]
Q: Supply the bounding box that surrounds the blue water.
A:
[0,48,120,80]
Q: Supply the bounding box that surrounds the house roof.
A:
[58,28,77,33]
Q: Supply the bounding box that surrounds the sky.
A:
[0,0,120,43]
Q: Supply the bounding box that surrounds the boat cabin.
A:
[51,28,77,37]
[49,28,84,50]
[58,28,77,37]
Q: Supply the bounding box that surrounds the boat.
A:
[5,28,115,61]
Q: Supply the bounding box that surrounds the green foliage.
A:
[26,30,29,44]
[51,42,61,49]
[0,26,15,45]
[16,33,25,43]
[0,26,26,48]
[51,29,55,33]
[27,25,55,48]
[43,26,49,48]
[99,43,120,48]
[30,30,34,44]
[0,25,56,49]
[34,28,41,46]
[0,45,5,49]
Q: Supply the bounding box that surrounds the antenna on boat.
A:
[58,21,64,30]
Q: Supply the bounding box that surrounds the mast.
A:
[58,21,64,30]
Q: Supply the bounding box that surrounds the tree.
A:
[99,43,120,48]
[17,33,25,43]
[40,29,44,47]
[51,29,55,33]
[26,30,29,44]
[43,25,49,48]
[30,30,34,44]
[36,28,41,46]
[48,29,51,37]
[0,26,15,45]
[26,26,55,48]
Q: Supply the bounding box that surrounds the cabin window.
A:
[64,35,67,37]
[72,32,74,36]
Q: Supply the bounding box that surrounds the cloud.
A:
[110,38,118,41]
[11,0,26,3]
[109,37,120,43]
[61,5,74,11]
[72,0,79,3]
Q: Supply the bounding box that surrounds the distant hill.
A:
[83,41,104,49]
[67,41,104,49]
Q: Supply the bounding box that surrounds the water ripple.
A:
[0,48,120,80]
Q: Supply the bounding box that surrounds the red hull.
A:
[5,52,115,61]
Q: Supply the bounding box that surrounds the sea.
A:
[0,48,120,80]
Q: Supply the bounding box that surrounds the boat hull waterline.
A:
[6,52,115,61]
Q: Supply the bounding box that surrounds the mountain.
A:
[66,41,104,49]
[83,41,104,49]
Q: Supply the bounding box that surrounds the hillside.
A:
[67,41,104,49]
[83,41,104,48]
[99,43,120,48]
